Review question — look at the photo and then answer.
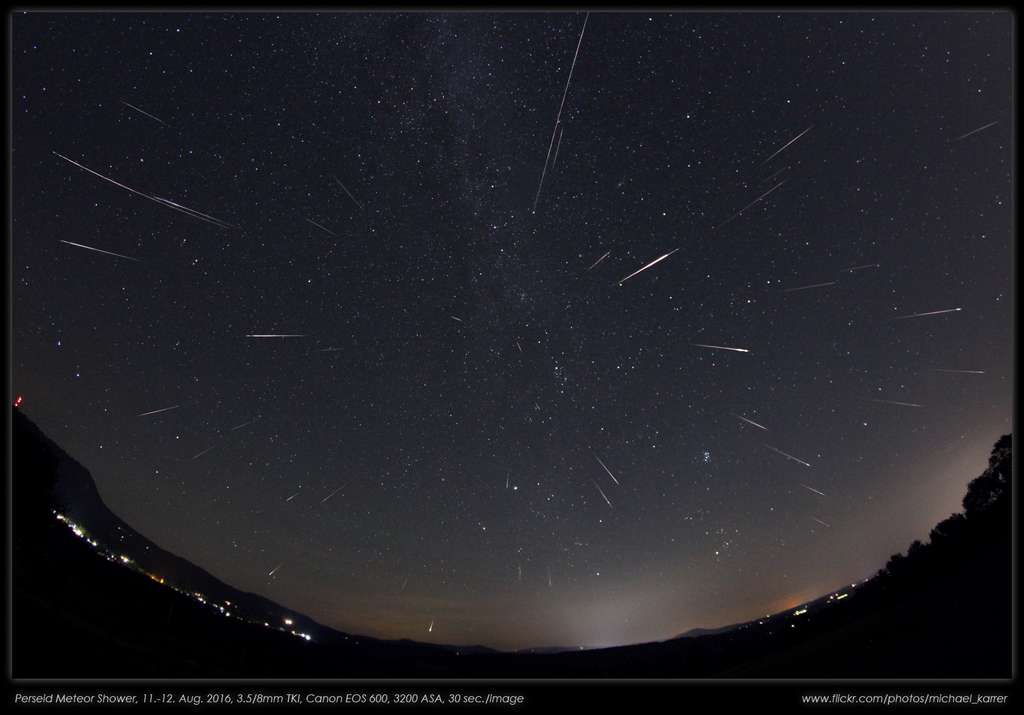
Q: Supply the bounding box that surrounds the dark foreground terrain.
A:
[11,409,1011,678]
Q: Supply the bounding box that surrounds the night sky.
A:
[12,11,1013,651]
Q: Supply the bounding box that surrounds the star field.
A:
[12,11,1013,650]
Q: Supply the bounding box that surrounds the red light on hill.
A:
[13,395,23,408]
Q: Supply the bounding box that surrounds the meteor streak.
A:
[593,480,613,508]
[930,368,985,375]
[952,120,998,142]
[890,307,962,321]
[764,444,812,467]
[812,517,831,527]
[593,454,620,485]
[150,197,237,230]
[138,405,180,417]
[733,413,768,430]
[800,483,827,497]
[305,218,337,236]
[692,343,751,353]
[867,398,922,408]
[843,263,880,273]
[120,99,170,126]
[552,123,565,171]
[285,492,300,502]
[191,445,215,460]
[783,281,836,293]
[332,176,365,211]
[532,12,589,213]
[246,334,306,338]
[587,250,611,270]
[59,239,140,262]
[618,248,679,285]
[320,486,343,504]
[759,125,812,166]
[268,562,284,577]
[760,165,790,184]
[715,180,786,230]
[54,152,235,229]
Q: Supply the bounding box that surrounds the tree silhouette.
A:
[963,434,1011,517]
[878,433,1011,581]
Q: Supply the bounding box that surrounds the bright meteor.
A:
[618,248,679,285]
[692,343,751,353]
[137,405,180,417]
[593,454,620,485]
[890,307,962,321]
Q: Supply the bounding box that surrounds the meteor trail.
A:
[714,180,786,230]
[812,517,831,527]
[593,480,613,508]
[120,99,169,127]
[800,483,827,497]
[618,248,679,285]
[952,120,998,142]
[230,420,254,431]
[843,263,880,273]
[150,196,237,230]
[54,152,235,229]
[532,12,589,214]
[733,413,768,431]
[191,445,215,460]
[268,562,284,577]
[552,123,565,171]
[59,239,140,262]
[138,405,180,417]
[450,315,464,323]
[246,334,306,338]
[759,125,812,166]
[593,454,620,485]
[587,250,611,270]
[783,281,836,293]
[692,343,751,353]
[428,620,434,633]
[320,486,343,504]
[867,398,923,408]
[332,176,365,211]
[305,218,337,236]
[760,165,790,184]
[764,444,812,468]
[285,492,300,502]
[890,307,962,321]
[930,368,985,375]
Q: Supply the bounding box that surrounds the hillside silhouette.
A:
[12,408,1011,677]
